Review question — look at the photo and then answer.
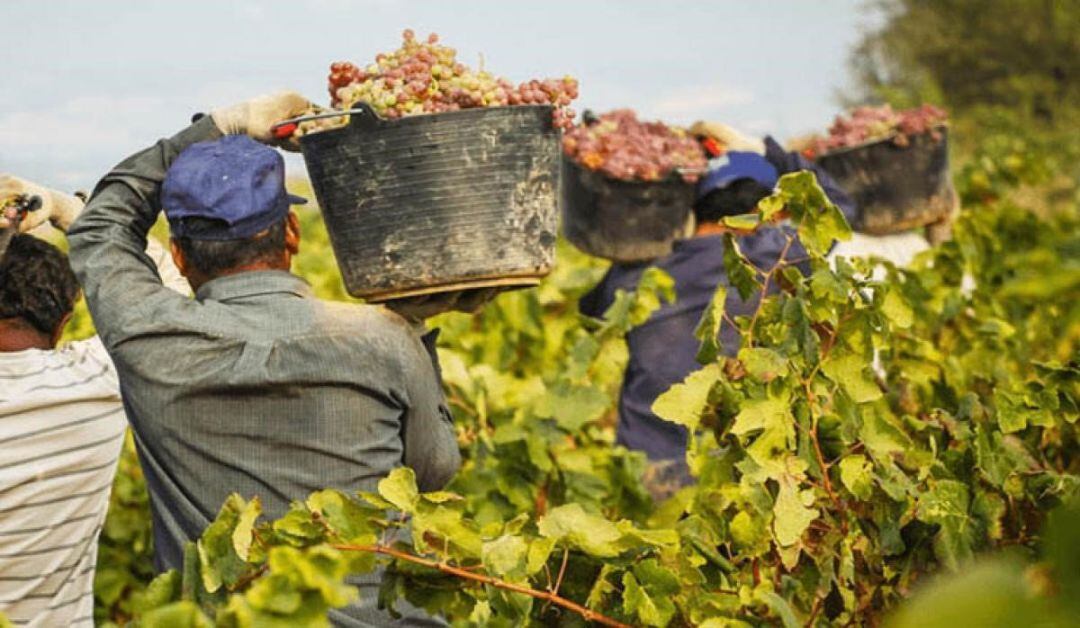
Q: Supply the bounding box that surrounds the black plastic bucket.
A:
[561,159,694,262]
[298,103,561,301]
[815,126,957,234]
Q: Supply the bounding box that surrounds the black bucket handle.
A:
[271,104,378,139]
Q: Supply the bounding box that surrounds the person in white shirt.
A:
[0,176,184,627]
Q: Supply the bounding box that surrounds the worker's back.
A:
[106,270,457,627]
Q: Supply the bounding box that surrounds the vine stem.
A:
[330,543,631,628]
[744,234,796,347]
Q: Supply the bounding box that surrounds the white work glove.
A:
[210,90,314,151]
[689,120,766,155]
[0,174,84,232]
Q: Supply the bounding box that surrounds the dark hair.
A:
[174,218,287,277]
[693,179,774,224]
[0,235,80,335]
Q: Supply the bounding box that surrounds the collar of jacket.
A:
[195,270,313,303]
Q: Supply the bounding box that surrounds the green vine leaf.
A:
[652,363,722,430]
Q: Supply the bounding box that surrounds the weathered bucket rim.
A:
[815,123,949,159]
[299,102,557,144]
[361,272,547,303]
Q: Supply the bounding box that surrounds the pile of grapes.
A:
[805,103,948,157]
[308,30,578,133]
[562,109,707,182]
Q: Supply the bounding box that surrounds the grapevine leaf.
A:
[721,213,761,231]
[196,494,249,593]
[481,535,529,579]
[533,384,609,431]
[860,408,914,458]
[422,491,464,504]
[630,267,676,326]
[738,347,788,381]
[773,171,851,257]
[270,545,357,608]
[731,394,791,436]
[231,496,262,562]
[378,467,420,513]
[537,504,622,557]
[821,354,883,403]
[273,504,324,546]
[917,480,976,571]
[306,490,380,544]
[754,588,801,628]
[973,426,1037,487]
[729,511,771,555]
[651,363,721,430]
[838,455,874,500]
[732,393,796,476]
[622,571,676,628]
[994,389,1029,434]
[723,234,760,300]
[468,601,493,625]
[412,505,483,558]
[773,476,819,547]
[130,570,181,614]
[244,574,303,614]
[882,288,914,329]
[695,285,728,363]
[886,560,1038,628]
[525,537,555,575]
[138,601,214,628]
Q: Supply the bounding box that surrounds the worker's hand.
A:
[210,91,313,151]
[0,175,84,232]
[689,120,766,155]
[384,288,501,322]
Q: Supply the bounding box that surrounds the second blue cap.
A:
[695,151,779,201]
[162,135,307,241]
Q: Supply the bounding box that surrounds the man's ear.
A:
[285,211,301,256]
[169,239,190,278]
[50,310,74,348]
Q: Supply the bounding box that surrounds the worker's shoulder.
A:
[308,299,421,345]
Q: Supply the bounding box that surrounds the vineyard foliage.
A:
[78,123,1080,626]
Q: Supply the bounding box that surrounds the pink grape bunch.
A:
[806,103,948,158]
[562,109,708,183]
[326,30,578,129]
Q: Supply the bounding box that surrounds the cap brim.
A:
[287,194,308,206]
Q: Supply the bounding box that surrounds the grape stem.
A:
[330,543,631,628]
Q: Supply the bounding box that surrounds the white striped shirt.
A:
[0,336,123,627]
[0,238,185,627]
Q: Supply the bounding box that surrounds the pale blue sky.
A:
[1,0,872,190]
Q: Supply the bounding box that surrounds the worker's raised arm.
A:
[65,117,223,349]
[65,92,311,350]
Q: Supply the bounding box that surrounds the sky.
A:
[1,0,873,190]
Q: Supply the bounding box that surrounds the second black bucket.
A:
[815,126,957,234]
[298,103,561,301]
[561,159,695,262]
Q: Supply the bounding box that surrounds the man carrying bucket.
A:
[579,122,856,501]
[6,91,458,626]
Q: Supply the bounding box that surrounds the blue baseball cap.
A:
[162,135,307,240]
[695,151,779,200]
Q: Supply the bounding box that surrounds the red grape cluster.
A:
[562,109,707,182]
[806,104,948,157]
[324,30,578,129]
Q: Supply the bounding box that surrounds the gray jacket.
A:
[67,118,459,626]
